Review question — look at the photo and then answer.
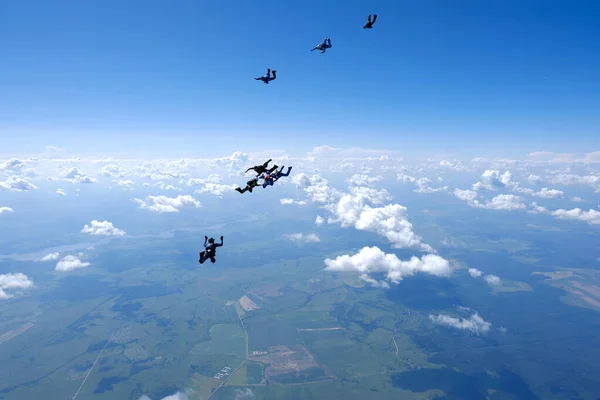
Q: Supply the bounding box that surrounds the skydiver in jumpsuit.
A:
[199,236,224,264]
[245,159,278,176]
[235,177,261,194]
[254,69,277,84]
[311,38,332,53]
[261,166,292,188]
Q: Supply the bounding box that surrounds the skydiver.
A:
[363,14,377,29]
[254,68,277,84]
[261,166,292,188]
[245,159,278,176]
[272,166,292,182]
[260,172,274,188]
[311,38,332,53]
[199,235,224,264]
[235,177,261,194]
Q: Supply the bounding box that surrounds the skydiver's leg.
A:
[199,251,206,264]
[327,38,331,46]
[235,187,248,194]
[279,167,292,177]
[372,14,377,23]
[210,257,216,263]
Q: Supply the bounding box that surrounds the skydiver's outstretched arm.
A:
[372,14,377,24]
[215,236,223,247]
[271,70,276,80]
[204,236,208,247]
[267,165,279,174]
[311,47,318,51]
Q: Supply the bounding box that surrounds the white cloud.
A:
[113,179,134,190]
[56,188,66,196]
[484,274,501,286]
[56,255,91,272]
[550,208,600,225]
[347,174,383,187]
[326,187,432,251]
[0,158,25,173]
[429,313,491,335]
[454,190,526,211]
[101,164,125,178]
[0,273,33,300]
[280,198,307,205]
[468,268,483,277]
[0,176,38,191]
[0,206,14,214]
[292,173,342,204]
[484,194,527,210]
[39,252,60,261]
[528,202,548,214]
[81,220,126,236]
[571,196,583,202]
[62,167,96,184]
[324,246,452,288]
[527,174,543,185]
[284,233,321,244]
[472,170,514,191]
[533,188,564,199]
[133,195,201,213]
[315,215,325,225]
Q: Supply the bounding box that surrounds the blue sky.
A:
[1,0,599,158]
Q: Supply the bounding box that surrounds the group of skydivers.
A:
[253,14,378,84]
[199,159,292,264]
[201,14,379,263]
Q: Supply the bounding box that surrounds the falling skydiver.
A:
[272,166,292,182]
[363,14,377,29]
[199,236,224,264]
[255,68,277,84]
[245,159,278,176]
[261,166,292,188]
[311,38,332,53]
[235,177,261,194]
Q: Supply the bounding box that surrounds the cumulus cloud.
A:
[113,179,134,190]
[454,189,526,211]
[39,252,60,261]
[1,158,26,172]
[472,170,514,191]
[100,164,125,178]
[56,188,66,196]
[324,246,452,288]
[326,187,433,251]
[292,173,341,204]
[133,195,201,213]
[468,268,501,286]
[0,273,33,300]
[56,255,91,272]
[81,220,126,236]
[188,175,236,197]
[284,233,321,244]
[527,174,543,185]
[315,215,325,225]
[484,274,501,286]
[533,188,564,199]
[0,176,38,191]
[347,174,383,187]
[550,208,600,225]
[0,206,14,214]
[468,268,483,277]
[280,198,307,205]
[62,167,96,184]
[429,313,491,335]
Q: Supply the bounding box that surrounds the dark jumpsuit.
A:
[199,237,223,264]
[236,178,261,194]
